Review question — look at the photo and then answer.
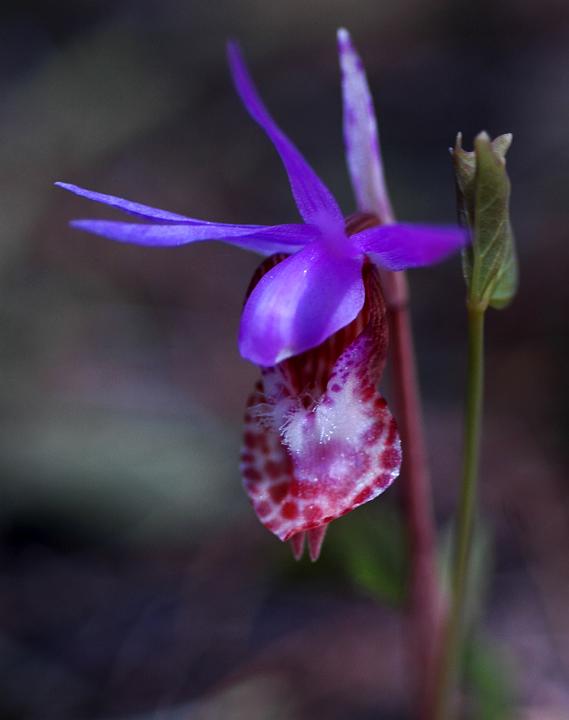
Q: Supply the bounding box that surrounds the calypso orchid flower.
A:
[56,30,467,560]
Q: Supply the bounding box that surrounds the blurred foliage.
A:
[439,521,517,719]
[464,637,515,720]
[112,676,299,720]
[329,505,408,606]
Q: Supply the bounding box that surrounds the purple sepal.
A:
[69,218,318,254]
[355,223,469,270]
[337,29,394,222]
[227,42,344,233]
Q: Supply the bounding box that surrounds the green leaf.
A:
[330,505,408,606]
[488,223,518,309]
[453,132,518,310]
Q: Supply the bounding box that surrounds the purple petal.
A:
[337,28,394,223]
[56,182,202,223]
[69,219,318,254]
[355,223,469,270]
[227,42,344,232]
[239,242,365,366]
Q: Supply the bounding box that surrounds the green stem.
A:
[433,305,485,720]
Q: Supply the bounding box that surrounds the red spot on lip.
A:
[289,481,302,497]
[281,501,298,519]
[264,460,283,479]
[269,483,288,503]
[240,452,255,464]
[359,384,375,402]
[381,446,401,471]
[245,480,261,496]
[386,418,398,445]
[354,486,373,504]
[243,431,259,449]
[364,419,384,444]
[255,501,271,517]
[303,504,323,523]
[374,473,393,489]
[290,481,319,499]
[242,467,261,482]
[374,397,387,410]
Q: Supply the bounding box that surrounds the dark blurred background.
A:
[0,1,567,718]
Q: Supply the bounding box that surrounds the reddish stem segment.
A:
[382,268,442,717]
[345,214,441,712]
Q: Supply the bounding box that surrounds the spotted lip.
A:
[240,256,401,560]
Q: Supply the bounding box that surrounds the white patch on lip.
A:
[278,373,374,481]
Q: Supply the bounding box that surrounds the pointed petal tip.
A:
[307,525,328,562]
[337,27,352,47]
[226,38,241,65]
[69,219,97,233]
[289,532,306,561]
[453,132,463,153]
[55,181,81,194]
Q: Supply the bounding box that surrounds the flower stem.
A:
[433,305,485,720]
[382,269,442,716]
